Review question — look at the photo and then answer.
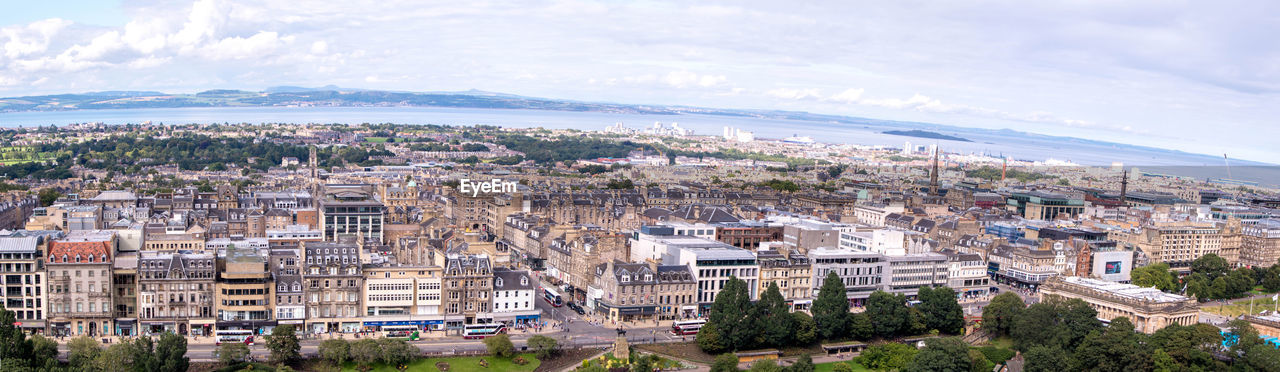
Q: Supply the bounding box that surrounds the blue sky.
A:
[0,0,1277,163]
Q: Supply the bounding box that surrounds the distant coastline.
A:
[882,129,972,142]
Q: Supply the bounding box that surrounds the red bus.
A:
[671,319,706,336]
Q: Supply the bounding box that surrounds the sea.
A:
[0,106,1276,187]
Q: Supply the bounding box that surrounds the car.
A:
[566,302,586,315]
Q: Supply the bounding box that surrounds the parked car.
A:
[566,302,586,315]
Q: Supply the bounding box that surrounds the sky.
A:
[0,0,1277,163]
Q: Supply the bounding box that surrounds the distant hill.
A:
[882,130,972,142]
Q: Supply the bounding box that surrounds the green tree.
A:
[1071,317,1152,372]
[131,335,157,372]
[698,321,728,353]
[0,306,31,366]
[1057,299,1102,349]
[1185,273,1213,301]
[28,334,58,368]
[1263,266,1280,292]
[483,333,515,358]
[831,363,854,372]
[811,272,850,340]
[790,354,815,372]
[711,353,740,372]
[1022,345,1068,372]
[983,292,1025,337]
[68,336,102,368]
[848,312,872,341]
[155,331,189,372]
[707,277,757,351]
[792,312,818,345]
[267,324,302,365]
[1149,323,1223,371]
[377,338,419,367]
[904,337,971,372]
[1242,344,1280,372]
[1131,263,1178,291]
[95,342,138,372]
[350,339,382,368]
[37,188,62,207]
[968,349,993,372]
[748,359,782,372]
[758,282,794,347]
[1191,253,1229,280]
[318,339,351,364]
[858,342,918,370]
[527,335,559,360]
[217,342,250,366]
[917,286,964,334]
[866,291,910,338]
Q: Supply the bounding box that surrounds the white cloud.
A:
[660,70,726,88]
[2,18,72,59]
[766,88,823,100]
[197,31,292,60]
[310,40,328,54]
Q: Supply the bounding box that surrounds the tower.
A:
[1119,169,1129,207]
[929,147,940,195]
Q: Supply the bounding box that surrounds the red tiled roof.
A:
[48,241,112,263]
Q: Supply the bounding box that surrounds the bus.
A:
[543,287,564,307]
[462,323,507,339]
[381,325,421,341]
[671,319,706,336]
[215,330,255,346]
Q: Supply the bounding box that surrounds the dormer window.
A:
[521,277,528,286]
[75,254,81,263]
[495,278,503,287]
[87,255,94,263]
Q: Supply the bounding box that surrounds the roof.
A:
[1056,276,1192,303]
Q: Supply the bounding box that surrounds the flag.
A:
[1272,294,1277,302]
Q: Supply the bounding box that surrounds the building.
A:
[270,247,306,327]
[441,254,493,328]
[1241,219,1280,268]
[0,230,61,334]
[1122,222,1224,271]
[1038,276,1199,334]
[809,247,885,307]
[591,261,696,321]
[47,230,116,336]
[756,249,812,311]
[303,240,364,333]
[491,267,539,326]
[1007,191,1084,220]
[940,249,989,298]
[137,251,215,336]
[362,265,445,332]
[216,245,275,334]
[320,184,387,243]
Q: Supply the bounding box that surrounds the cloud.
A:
[766,88,823,100]
[661,70,726,88]
[2,18,72,59]
[310,40,328,54]
[197,31,293,60]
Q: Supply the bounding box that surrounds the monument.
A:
[613,327,629,359]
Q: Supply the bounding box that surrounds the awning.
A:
[516,314,540,320]
[681,305,698,310]
[189,319,217,325]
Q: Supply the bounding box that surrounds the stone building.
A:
[138,251,215,335]
[303,240,364,333]
[47,230,116,336]
[1038,276,1199,334]
[441,253,493,327]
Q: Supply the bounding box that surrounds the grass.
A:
[1202,297,1280,317]
[365,137,390,143]
[634,342,716,364]
[815,361,871,372]
[339,353,539,372]
[982,337,1014,349]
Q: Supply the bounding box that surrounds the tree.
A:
[858,342,918,370]
[155,331,189,372]
[217,342,250,366]
[1263,266,1280,292]
[95,342,138,372]
[848,312,872,341]
[131,335,157,372]
[37,188,61,207]
[748,359,782,372]
[378,338,419,367]
[917,286,964,334]
[68,336,102,368]
[350,339,382,368]
[758,282,794,347]
[1011,303,1059,350]
[1056,299,1102,349]
[968,349,993,372]
[790,354,815,372]
[866,291,910,338]
[792,312,818,345]
[1071,317,1152,372]
[1023,345,1068,372]
[831,363,854,372]
[711,353,740,372]
[827,165,846,179]
[1131,263,1178,291]
[1185,273,1213,301]
[1191,253,1229,280]
[1242,344,1280,372]
[527,335,559,360]
[699,319,728,353]
[266,324,302,365]
[811,272,850,340]
[904,337,972,372]
[983,292,1025,337]
[28,334,58,368]
[0,306,31,367]
[1149,323,1223,371]
[707,277,757,351]
[319,339,351,364]
[483,333,515,358]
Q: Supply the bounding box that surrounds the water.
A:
[0,106,1276,186]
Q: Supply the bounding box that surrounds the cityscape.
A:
[0,2,1278,372]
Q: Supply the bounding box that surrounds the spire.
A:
[929,146,940,194]
[1119,169,1129,206]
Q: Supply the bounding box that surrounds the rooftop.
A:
[1060,276,1191,303]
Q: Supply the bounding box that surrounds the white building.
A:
[491,268,539,326]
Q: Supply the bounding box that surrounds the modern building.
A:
[1039,276,1199,334]
[362,265,445,332]
[0,230,61,334]
[1007,191,1084,221]
[320,184,387,243]
[216,245,275,334]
